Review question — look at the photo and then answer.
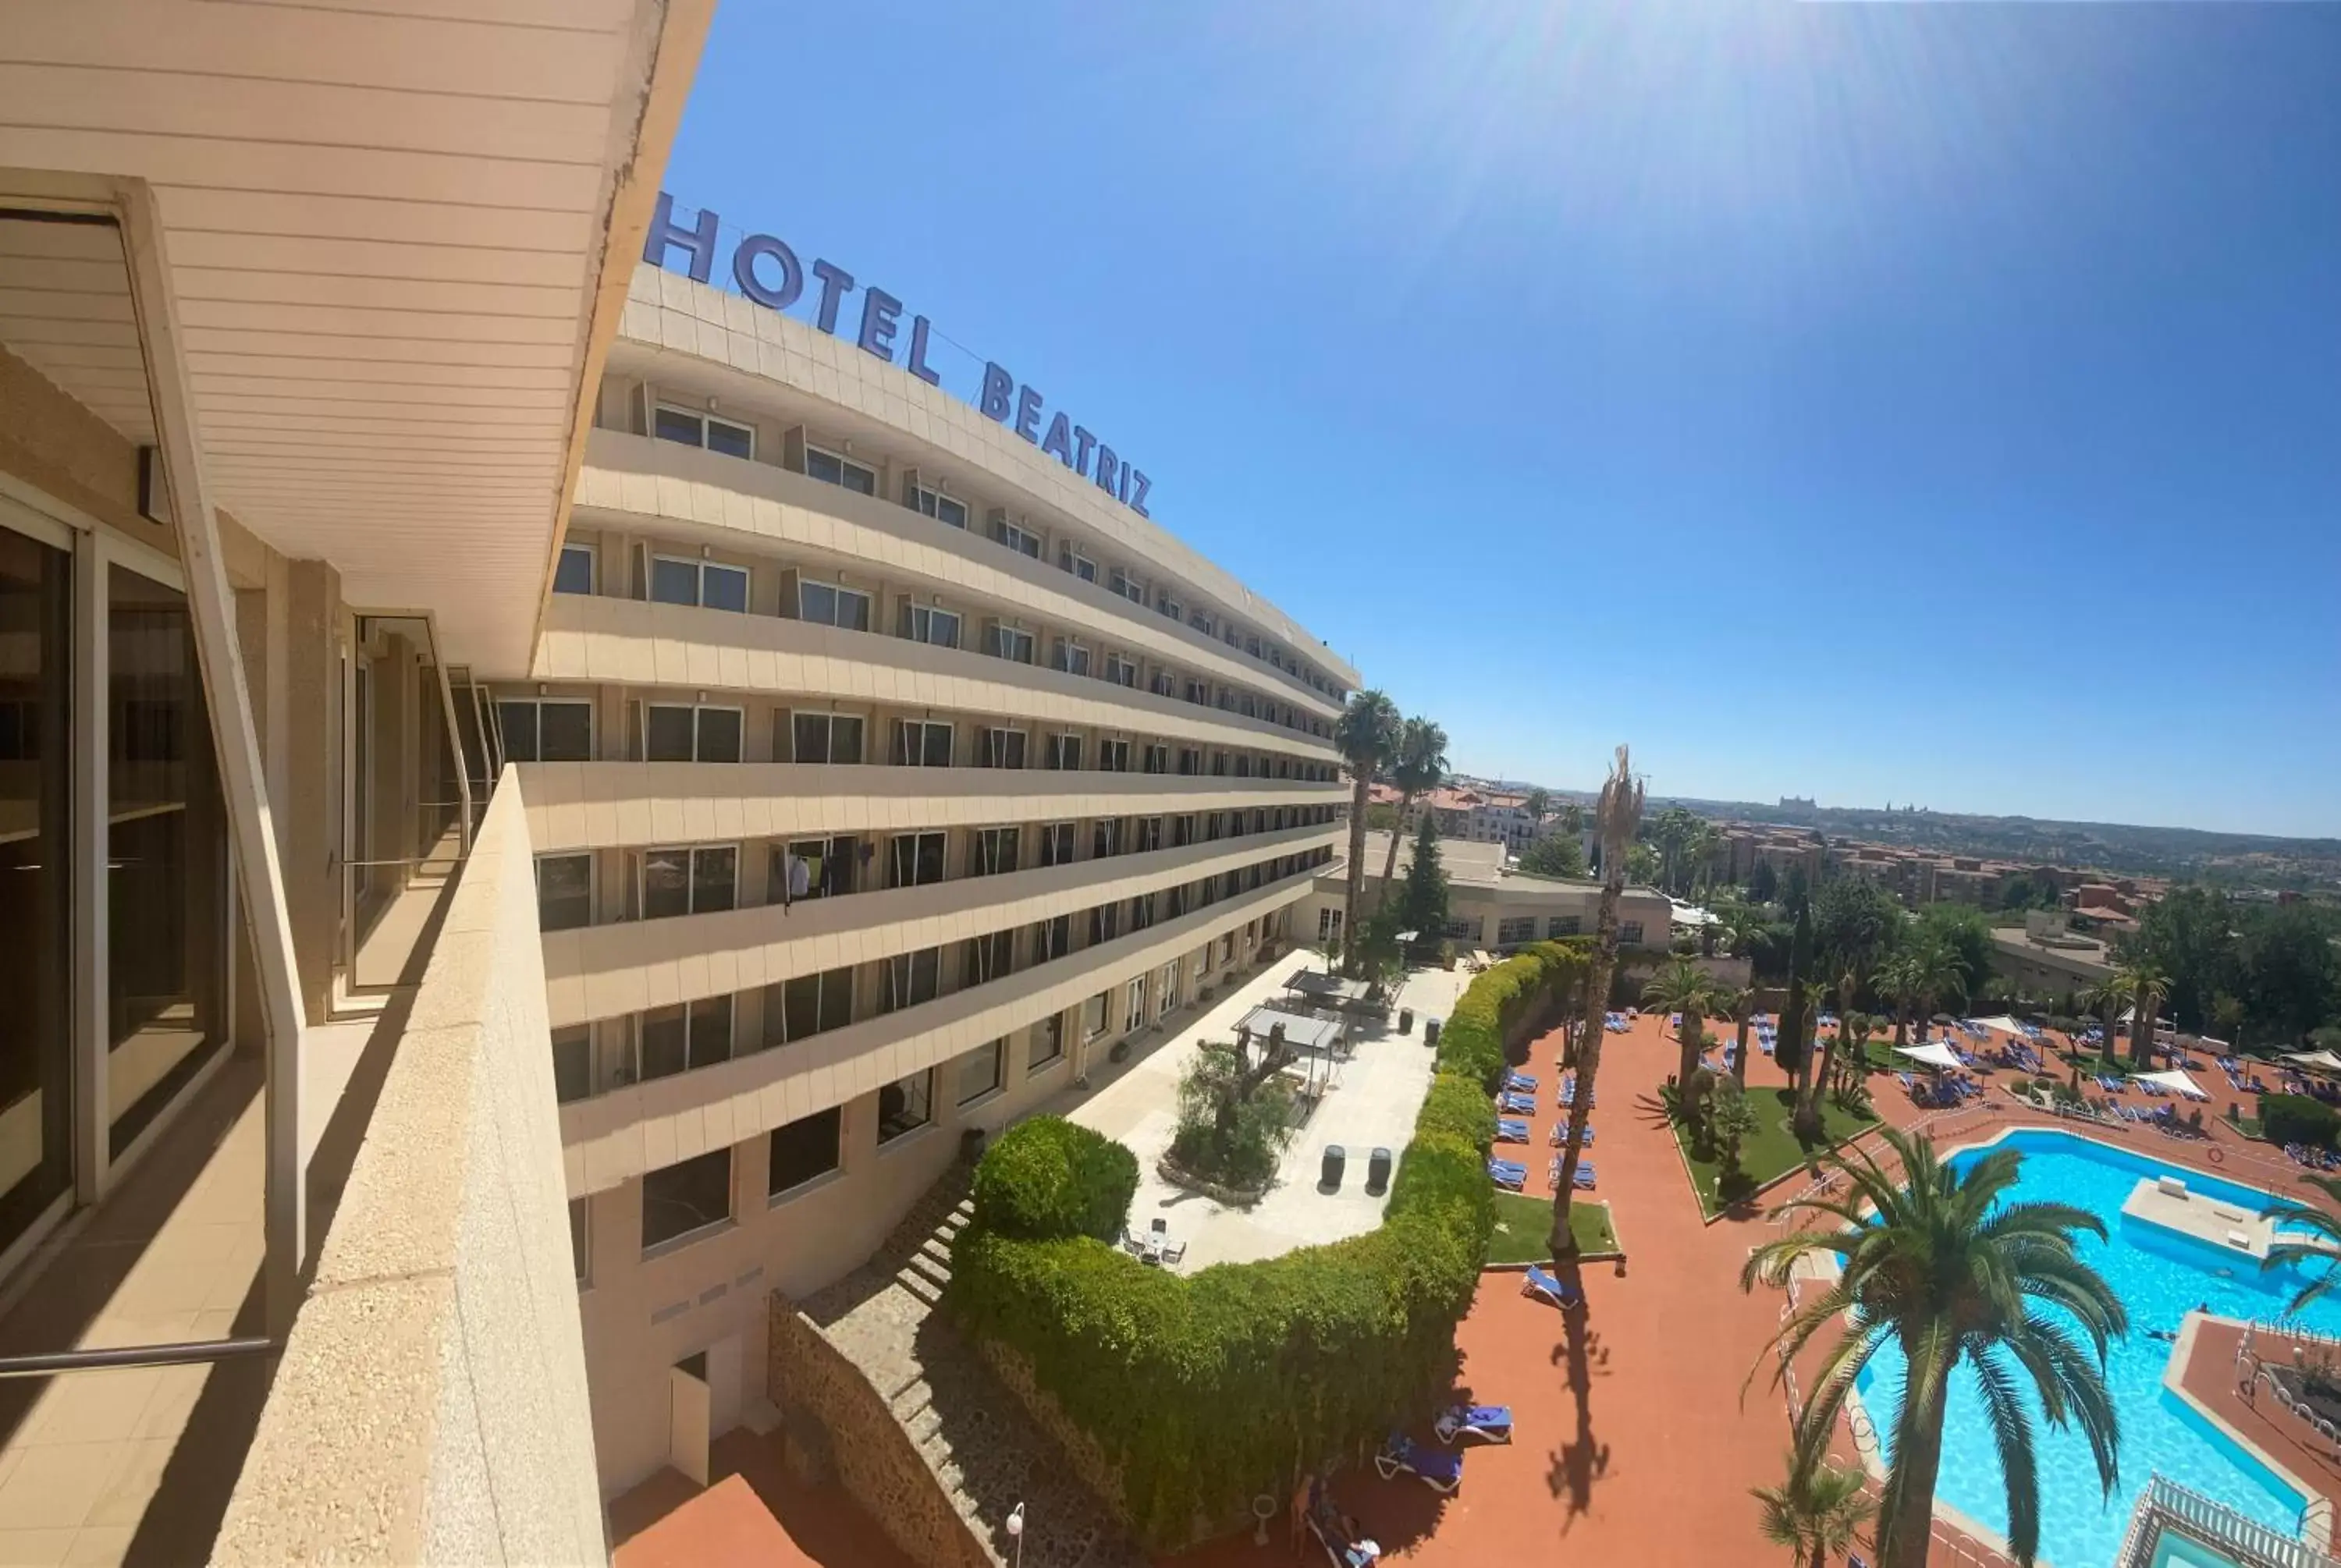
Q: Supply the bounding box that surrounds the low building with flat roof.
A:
[1298,832,1671,955]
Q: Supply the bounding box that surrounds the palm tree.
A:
[1553,746,1643,1258]
[1523,786,1549,821]
[2261,1175,2341,1315]
[1836,1012,1876,1102]
[1752,1453,1876,1568]
[2076,977,2121,1068]
[1334,690,1401,974]
[1728,985,1757,1087]
[1645,955,1721,1096]
[1377,716,1450,899]
[1791,974,1838,1139]
[2108,960,2170,1067]
[1743,1130,2126,1568]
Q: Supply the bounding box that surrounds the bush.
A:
[2261,1094,2340,1151]
[969,1119,1139,1243]
[950,943,1583,1548]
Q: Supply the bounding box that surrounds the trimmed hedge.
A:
[970,1118,1140,1243]
[950,943,1584,1548]
[2263,1093,2340,1151]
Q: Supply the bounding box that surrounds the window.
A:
[1043,733,1082,772]
[1029,1014,1066,1071]
[1088,902,1120,946]
[979,727,1027,769]
[1189,609,1216,637]
[878,1068,935,1144]
[1108,568,1145,605]
[1103,653,1139,688]
[654,405,753,459]
[497,698,593,763]
[1444,916,1482,942]
[986,623,1035,664]
[1091,818,1124,860]
[956,1041,1005,1106]
[1038,822,1075,867]
[964,929,1014,984]
[636,995,734,1080]
[1178,747,1202,776]
[1131,892,1157,931]
[906,481,968,529]
[897,601,961,649]
[1083,992,1109,1040]
[643,703,741,763]
[1133,817,1163,853]
[1317,906,1344,942]
[887,831,947,889]
[989,513,1043,558]
[1097,739,1131,773]
[1496,917,1538,946]
[536,853,593,932]
[1123,976,1146,1034]
[1620,921,1645,946]
[1184,679,1209,707]
[1031,914,1071,965]
[971,826,1020,877]
[767,965,854,1045]
[1172,814,1196,848]
[554,544,594,595]
[1050,637,1091,678]
[1058,545,1097,583]
[790,711,864,764]
[774,836,858,903]
[769,1107,843,1197]
[552,1024,592,1104]
[641,1148,732,1252]
[1547,915,1582,938]
[650,555,749,613]
[1156,592,1183,622]
[893,718,953,768]
[805,445,876,493]
[641,845,736,919]
[882,948,943,1013]
[1142,743,1169,775]
[798,578,872,631]
[570,1197,590,1285]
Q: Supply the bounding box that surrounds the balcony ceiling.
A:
[0,0,689,673]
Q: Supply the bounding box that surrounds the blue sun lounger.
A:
[1487,1158,1526,1190]
[1504,1071,1538,1092]
[1572,1162,1597,1190]
[1547,1123,1593,1147]
[1495,1117,1530,1144]
[1373,1431,1463,1494]
[1499,1091,1536,1115]
[1434,1403,1514,1446]
[1522,1265,1583,1311]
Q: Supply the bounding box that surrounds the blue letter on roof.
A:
[643,192,718,284]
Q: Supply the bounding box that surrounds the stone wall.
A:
[766,1295,993,1568]
[970,1338,1141,1535]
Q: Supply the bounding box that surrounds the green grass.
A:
[1488,1190,1617,1263]
[1672,1087,1881,1219]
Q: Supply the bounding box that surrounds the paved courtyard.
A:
[1049,956,1471,1271]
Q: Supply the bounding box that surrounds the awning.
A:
[1973,1015,2029,1038]
[2286,1050,2341,1074]
[1237,1006,1345,1055]
[2133,1068,2212,1102]
[1284,970,1372,1004]
[1896,1043,1965,1071]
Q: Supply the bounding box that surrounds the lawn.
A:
[1671,1087,1880,1219]
[1488,1190,1617,1263]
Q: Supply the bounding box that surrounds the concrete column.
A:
[283,559,341,1023]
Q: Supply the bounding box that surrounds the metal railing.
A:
[0,1336,273,1379]
[2115,1475,2341,1568]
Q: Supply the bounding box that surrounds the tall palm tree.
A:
[2260,1175,2341,1315]
[1743,1130,2126,1568]
[2076,977,2122,1066]
[2108,960,2170,1067]
[1334,690,1401,973]
[1553,746,1643,1258]
[1645,955,1721,1096]
[1792,974,1838,1139]
[1752,1453,1876,1568]
[1377,716,1450,898]
[1728,986,1757,1087]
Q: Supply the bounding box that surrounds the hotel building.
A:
[0,1,1349,1556]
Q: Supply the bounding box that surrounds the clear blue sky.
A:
[664,2,2341,839]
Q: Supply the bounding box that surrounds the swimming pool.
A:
[1851,1128,2339,1568]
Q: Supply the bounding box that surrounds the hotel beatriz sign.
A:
[644,193,1153,518]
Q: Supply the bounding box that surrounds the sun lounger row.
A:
[1496,1117,1530,1144]
[1499,1091,1536,1115]
[1547,1123,1594,1147]
[1546,1157,1596,1190]
[1487,1158,1527,1190]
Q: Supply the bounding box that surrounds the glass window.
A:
[806,446,876,494]
[908,483,968,529]
[653,406,702,447]
[637,995,731,1082]
[1031,914,1071,964]
[1083,992,1108,1039]
[553,544,593,595]
[893,719,952,768]
[697,708,741,763]
[1043,733,1082,772]
[1051,638,1090,677]
[641,1148,731,1251]
[1039,823,1074,867]
[1547,915,1582,938]
[964,930,1014,984]
[769,965,855,1046]
[971,827,1019,877]
[0,525,73,1254]
[649,555,698,606]
[769,1107,843,1196]
[955,1041,1004,1106]
[882,949,943,1013]
[552,1024,592,1103]
[799,580,872,631]
[536,853,592,931]
[497,699,591,763]
[774,836,858,903]
[897,602,960,649]
[887,831,947,889]
[877,1069,934,1144]
[1028,1015,1065,1071]
[108,566,228,1158]
[986,624,1034,664]
[789,711,862,764]
[1103,654,1139,688]
[1620,921,1644,946]
[705,417,752,459]
[1496,917,1537,946]
[979,728,1026,769]
[644,704,694,761]
[641,845,734,919]
[989,516,1042,558]
[1098,740,1130,773]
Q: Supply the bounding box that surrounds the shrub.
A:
[969,1118,1139,1243]
[950,945,1582,1548]
[2262,1094,2340,1151]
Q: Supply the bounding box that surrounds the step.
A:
[897,1270,944,1307]
[888,1377,932,1421]
[919,1236,955,1267]
[908,1250,952,1289]
[904,1403,945,1446]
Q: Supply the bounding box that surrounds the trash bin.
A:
[1398,1007,1415,1036]
[1366,1146,1394,1196]
[1321,1144,1346,1190]
[1425,1018,1442,1048]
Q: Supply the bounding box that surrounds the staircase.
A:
[794,1163,1146,1568]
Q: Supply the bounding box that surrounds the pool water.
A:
[2150,1531,2252,1568]
[1852,1129,2341,1568]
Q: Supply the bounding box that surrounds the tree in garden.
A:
[1776,896,1817,1086]
[1626,841,1663,887]
[1519,832,1587,878]
[1523,786,1549,821]
[1791,973,1838,1140]
[2235,904,2341,1047]
[1813,876,1905,994]
[1710,1075,1760,1194]
[1752,1453,1876,1568]
[1836,1012,1876,1105]
[1376,715,1449,899]
[1728,986,1757,1087]
[1877,935,1966,1056]
[1552,745,1643,1259]
[2077,976,2123,1066]
[1334,690,1401,973]
[1745,1130,2126,1568]
[1394,812,1450,947]
[1645,955,1722,1100]
[1913,903,1994,1006]
[1170,1025,1302,1187]
[1749,858,1780,904]
[2108,959,2170,1066]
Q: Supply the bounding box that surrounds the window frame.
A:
[798,576,874,632]
[496,697,595,764]
[887,829,949,889]
[787,709,865,765]
[893,718,954,768]
[955,1039,1006,1108]
[653,403,755,459]
[641,701,744,764]
[906,480,968,529]
[767,1105,844,1200]
[553,542,595,596]
[535,851,595,933]
[637,842,739,921]
[898,600,961,650]
[877,1067,936,1146]
[805,442,877,494]
[639,1147,734,1255]
[649,552,750,613]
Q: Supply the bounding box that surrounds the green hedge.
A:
[970,1118,1140,1243]
[950,943,1583,1547]
[2262,1094,2340,1151]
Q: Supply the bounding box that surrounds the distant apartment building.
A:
[1990,912,2117,1000]
[1302,832,1671,955]
[1371,780,1560,858]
